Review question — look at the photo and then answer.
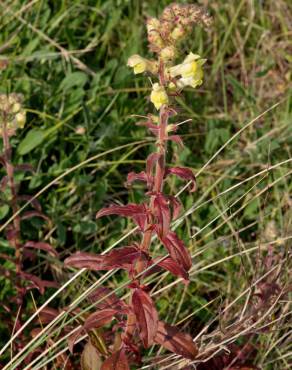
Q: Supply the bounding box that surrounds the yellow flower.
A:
[15,111,26,128]
[150,83,169,110]
[169,52,206,88]
[127,55,148,74]
[127,55,158,75]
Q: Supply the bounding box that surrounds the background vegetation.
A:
[0,0,291,369]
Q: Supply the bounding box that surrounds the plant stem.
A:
[1,113,22,274]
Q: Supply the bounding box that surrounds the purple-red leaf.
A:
[168,135,184,148]
[20,272,58,294]
[38,307,59,325]
[153,193,171,238]
[96,203,148,231]
[21,211,50,222]
[165,167,196,192]
[146,153,161,179]
[161,231,192,271]
[23,241,58,256]
[65,247,141,272]
[88,287,126,311]
[155,256,189,282]
[101,349,130,370]
[125,171,148,187]
[83,308,117,332]
[102,246,142,270]
[17,195,42,211]
[65,252,103,270]
[154,321,198,360]
[168,195,182,219]
[0,175,8,191]
[132,288,158,348]
[14,164,35,173]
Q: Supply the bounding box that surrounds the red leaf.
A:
[101,349,130,370]
[153,193,171,238]
[0,175,8,191]
[96,203,149,231]
[23,241,58,256]
[136,118,159,137]
[14,164,35,173]
[132,288,158,348]
[20,272,58,294]
[146,153,161,179]
[102,246,142,270]
[161,231,192,271]
[154,321,198,360]
[165,167,196,192]
[125,171,148,187]
[38,307,59,325]
[65,252,103,270]
[168,135,184,148]
[88,287,126,311]
[68,327,83,354]
[17,195,42,211]
[155,256,189,282]
[168,195,182,219]
[65,247,141,272]
[21,211,50,222]
[83,308,117,332]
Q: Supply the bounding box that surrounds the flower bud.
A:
[160,46,176,62]
[171,26,185,41]
[146,17,160,34]
[15,111,26,128]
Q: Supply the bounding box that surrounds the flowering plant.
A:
[65,3,211,368]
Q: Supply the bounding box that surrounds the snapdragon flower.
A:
[169,52,206,88]
[150,83,169,110]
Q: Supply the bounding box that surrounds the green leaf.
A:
[0,205,9,220]
[17,129,46,155]
[60,72,88,91]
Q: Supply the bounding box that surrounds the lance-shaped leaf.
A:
[83,308,118,332]
[132,288,158,348]
[37,307,59,325]
[165,166,196,192]
[168,195,182,220]
[68,309,117,353]
[161,231,192,271]
[102,246,142,270]
[154,321,198,360]
[88,287,126,311]
[14,163,35,173]
[17,195,42,211]
[125,171,148,187]
[21,211,50,222]
[96,203,148,231]
[154,256,189,282]
[65,252,104,270]
[101,349,130,370]
[23,241,58,257]
[20,272,58,294]
[136,118,159,137]
[167,135,184,148]
[65,247,142,272]
[0,175,8,191]
[153,193,171,238]
[146,152,161,179]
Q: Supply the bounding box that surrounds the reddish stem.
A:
[1,114,22,273]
